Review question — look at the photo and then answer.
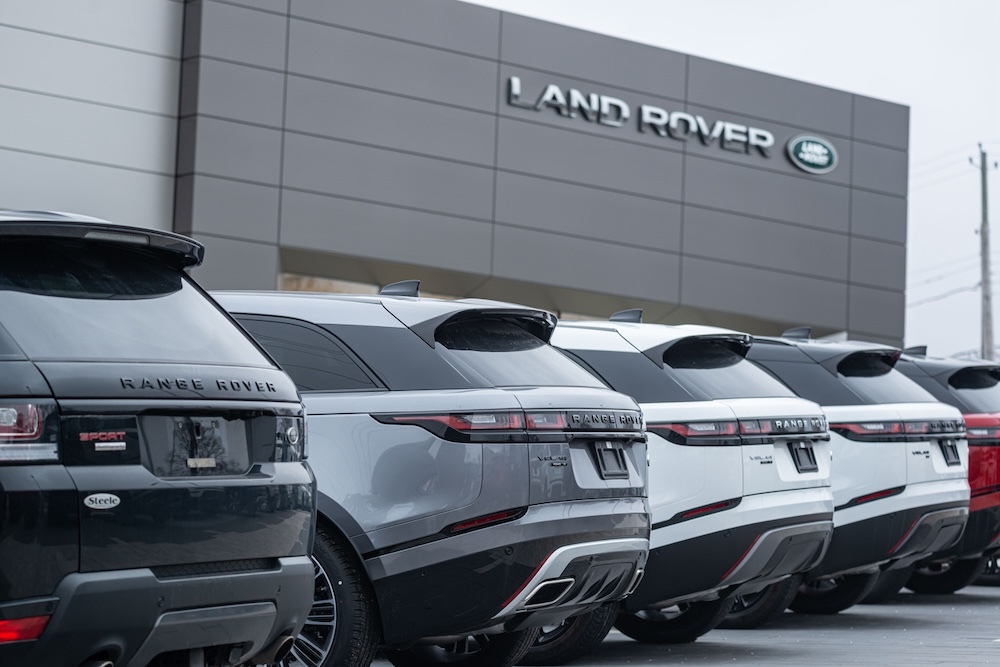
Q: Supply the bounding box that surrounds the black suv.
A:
[215,286,649,667]
[0,212,316,667]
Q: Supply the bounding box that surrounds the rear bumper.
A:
[928,503,1000,560]
[626,515,832,611]
[812,501,969,577]
[0,556,313,667]
[366,498,649,645]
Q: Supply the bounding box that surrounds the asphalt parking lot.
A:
[374,586,1000,666]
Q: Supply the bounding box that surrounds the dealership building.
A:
[1,0,909,344]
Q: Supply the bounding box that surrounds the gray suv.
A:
[215,285,649,667]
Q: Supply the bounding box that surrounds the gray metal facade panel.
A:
[219,0,289,13]
[285,76,497,165]
[492,225,681,303]
[499,12,686,94]
[281,133,495,220]
[0,87,177,174]
[851,189,907,243]
[280,190,493,273]
[852,141,909,197]
[683,102,853,187]
[190,234,280,290]
[852,95,910,150]
[498,65,686,150]
[185,116,283,183]
[687,57,853,137]
[189,58,286,127]
[0,25,181,115]
[197,0,288,69]
[848,285,905,338]
[850,237,906,291]
[680,257,848,330]
[3,0,183,57]
[681,206,849,282]
[0,148,175,231]
[178,175,280,244]
[496,117,684,200]
[684,154,850,232]
[287,19,498,112]
[290,0,501,58]
[494,171,682,251]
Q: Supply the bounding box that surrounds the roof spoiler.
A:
[410,308,557,347]
[0,216,204,267]
[902,345,928,357]
[642,333,752,368]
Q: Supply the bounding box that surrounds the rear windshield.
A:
[663,338,797,400]
[948,367,1000,413]
[0,239,271,365]
[837,352,937,404]
[435,318,605,388]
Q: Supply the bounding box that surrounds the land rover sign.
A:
[786,135,838,174]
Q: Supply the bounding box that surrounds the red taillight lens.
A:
[968,427,1000,440]
[648,421,740,445]
[391,412,524,431]
[525,412,568,430]
[830,421,903,441]
[0,615,50,643]
[963,415,1000,442]
[0,401,58,463]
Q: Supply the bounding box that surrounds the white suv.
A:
[547,314,834,644]
[744,332,969,614]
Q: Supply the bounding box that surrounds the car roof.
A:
[900,351,1000,381]
[213,291,557,345]
[556,319,747,351]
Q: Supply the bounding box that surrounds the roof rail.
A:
[781,326,812,340]
[379,280,420,297]
[610,309,643,323]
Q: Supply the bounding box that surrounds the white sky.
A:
[461,0,1000,357]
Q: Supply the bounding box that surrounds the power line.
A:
[908,252,981,275]
[910,169,975,192]
[906,261,981,287]
[907,283,980,308]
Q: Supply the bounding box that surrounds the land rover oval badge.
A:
[786,135,838,174]
[84,493,121,510]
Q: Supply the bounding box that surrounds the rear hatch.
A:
[425,312,647,505]
[0,231,312,574]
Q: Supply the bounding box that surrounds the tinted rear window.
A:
[948,367,1000,413]
[435,319,605,388]
[562,349,696,403]
[663,339,797,400]
[753,359,866,406]
[0,239,270,365]
[837,352,937,404]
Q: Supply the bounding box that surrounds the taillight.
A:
[964,414,1000,444]
[830,421,903,441]
[903,420,965,437]
[375,412,525,440]
[0,615,50,643]
[0,401,58,463]
[648,421,740,445]
[525,412,568,430]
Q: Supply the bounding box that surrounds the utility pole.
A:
[979,144,993,360]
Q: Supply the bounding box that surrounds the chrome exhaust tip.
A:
[80,661,114,667]
[522,577,575,610]
[624,568,645,597]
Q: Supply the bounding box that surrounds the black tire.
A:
[718,576,801,629]
[383,629,539,667]
[789,572,880,615]
[859,567,914,604]
[614,598,730,644]
[906,555,989,595]
[269,526,379,667]
[519,603,619,665]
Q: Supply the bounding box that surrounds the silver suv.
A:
[215,285,649,667]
